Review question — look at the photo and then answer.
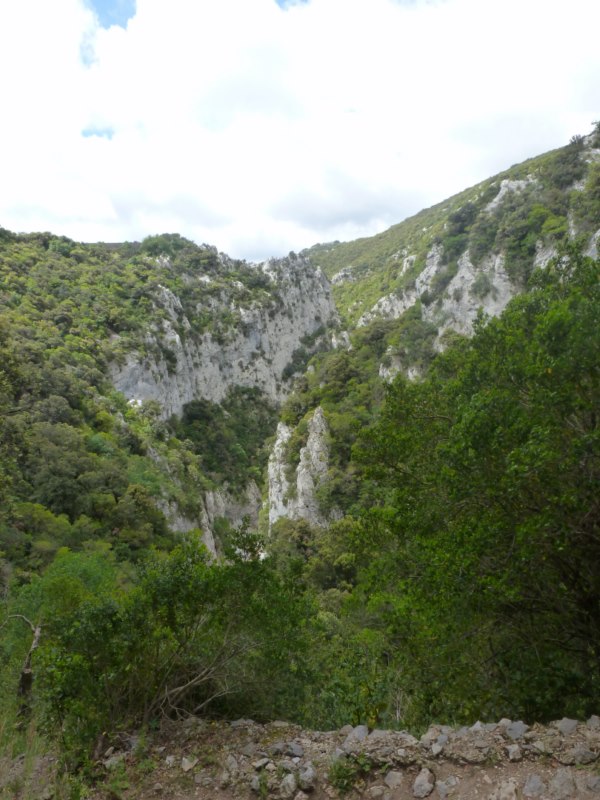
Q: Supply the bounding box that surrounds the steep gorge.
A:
[1,131,599,772]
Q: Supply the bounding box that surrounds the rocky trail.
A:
[6,715,600,800]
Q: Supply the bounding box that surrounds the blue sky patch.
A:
[87,0,136,29]
[275,0,309,8]
[82,126,115,140]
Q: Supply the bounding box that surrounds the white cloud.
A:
[0,0,599,260]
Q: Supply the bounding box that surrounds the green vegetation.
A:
[0,229,283,583]
[274,243,600,729]
[278,307,438,517]
[572,160,600,234]
[2,534,310,774]
[0,227,314,789]
[305,134,597,321]
[171,386,278,489]
[328,753,373,795]
[1,131,599,791]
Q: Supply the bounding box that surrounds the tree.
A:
[14,535,310,765]
[355,245,600,722]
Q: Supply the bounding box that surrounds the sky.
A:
[0,0,598,262]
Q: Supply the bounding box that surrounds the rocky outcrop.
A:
[358,244,515,344]
[108,253,339,548]
[110,255,339,419]
[201,483,262,554]
[585,227,600,258]
[485,177,533,212]
[428,249,514,341]
[161,482,262,557]
[267,421,293,528]
[267,407,336,530]
[379,349,421,384]
[356,245,442,329]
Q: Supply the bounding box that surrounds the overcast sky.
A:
[1,0,598,261]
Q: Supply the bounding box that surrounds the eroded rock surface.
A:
[267,406,339,530]
[110,255,339,419]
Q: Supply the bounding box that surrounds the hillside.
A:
[0,129,599,796]
[269,130,600,532]
[305,128,600,328]
[0,233,340,559]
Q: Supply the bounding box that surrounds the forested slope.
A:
[0,132,599,791]
[271,128,600,530]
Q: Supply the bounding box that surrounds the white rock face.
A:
[267,421,293,528]
[201,482,262,553]
[357,244,446,329]
[109,255,338,547]
[357,290,415,327]
[533,240,558,269]
[159,501,217,557]
[331,329,351,350]
[360,243,516,343]
[267,407,335,530]
[331,266,356,285]
[379,348,404,383]
[485,178,533,212]
[416,243,444,294]
[161,481,262,557]
[427,249,515,341]
[378,348,423,384]
[586,227,600,258]
[295,407,330,525]
[110,256,338,419]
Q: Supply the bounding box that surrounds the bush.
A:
[25,538,310,766]
[471,272,493,299]
[572,162,600,234]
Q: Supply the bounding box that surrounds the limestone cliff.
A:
[267,407,337,531]
[359,244,517,340]
[108,252,338,550]
[110,254,339,419]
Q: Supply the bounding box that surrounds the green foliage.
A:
[305,132,597,326]
[139,232,195,258]
[428,259,459,297]
[1,130,599,778]
[327,753,372,796]
[278,305,437,519]
[539,136,586,189]
[0,537,311,767]
[350,245,600,723]
[471,271,493,299]
[469,211,500,265]
[0,229,287,576]
[266,245,600,733]
[572,161,600,234]
[171,386,278,490]
[438,201,478,266]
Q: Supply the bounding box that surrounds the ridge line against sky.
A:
[1,0,598,261]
